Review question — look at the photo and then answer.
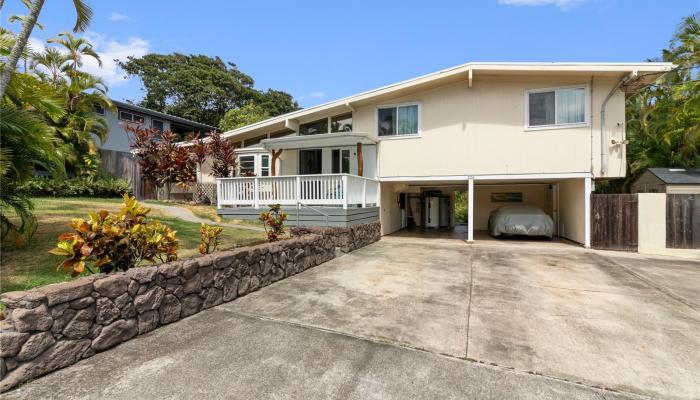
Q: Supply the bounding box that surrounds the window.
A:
[239,155,255,176]
[526,87,586,128]
[331,149,350,174]
[95,105,105,115]
[377,103,420,137]
[299,149,322,174]
[119,110,144,124]
[331,113,352,132]
[299,114,354,135]
[299,118,328,135]
[260,155,270,176]
[152,119,164,131]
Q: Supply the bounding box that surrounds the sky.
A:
[2,0,697,108]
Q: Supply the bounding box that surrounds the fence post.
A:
[216,179,222,209]
[342,175,348,210]
[253,177,260,209]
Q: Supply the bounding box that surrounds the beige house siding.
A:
[348,75,626,179]
[667,185,700,194]
[380,183,402,235]
[558,178,585,244]
[637,193,700,259]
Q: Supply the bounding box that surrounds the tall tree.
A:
[117,53,299,127]
[47,31,101,71]
[0,0,93,97]
[603,13,700,193]
[219,102,269,131]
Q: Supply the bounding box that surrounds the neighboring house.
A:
[97,99,215,198]
[631,168,700,194]
[205,62,672,247]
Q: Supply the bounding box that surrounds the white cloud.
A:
[29,32,150,87]
[108,12,128,22]
[309,91,325,98]
[498,0,586,9]
[81,33,150,86]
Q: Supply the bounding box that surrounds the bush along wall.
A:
[19,177,132,198]
[0,222,381,392]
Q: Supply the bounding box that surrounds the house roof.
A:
[111,99,216,131]
[221,61,674,141]
[647,168,700,185]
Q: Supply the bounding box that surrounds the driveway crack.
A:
[464,247,477,358]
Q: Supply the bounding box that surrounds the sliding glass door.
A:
[299,149,322,175]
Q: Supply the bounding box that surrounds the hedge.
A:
[19,177,133,198]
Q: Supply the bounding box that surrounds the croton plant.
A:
[50,194,179,276]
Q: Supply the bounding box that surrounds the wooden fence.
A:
[666,194,700,249]
[591,194,638,251]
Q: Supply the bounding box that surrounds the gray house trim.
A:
[218,206,380,227]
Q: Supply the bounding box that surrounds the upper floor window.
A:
[152,119,164,131]
[377,103,420,137]
[526,86,587,129]
[331,113,352,132]
[300,118,328,135]
[119,110,145,124]
[95,105,105,115]
[299,113,354,136]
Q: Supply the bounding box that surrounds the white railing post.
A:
[361,179,367,208]
[216,179,222,209]
[342,175,348,209]
[295,176,301,205]
[253,177,260,209]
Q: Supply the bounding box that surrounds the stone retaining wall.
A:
[0,222,380,392]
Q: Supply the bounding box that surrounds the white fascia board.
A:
[378,172,593,182]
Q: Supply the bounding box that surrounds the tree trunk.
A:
[0,0,46,98]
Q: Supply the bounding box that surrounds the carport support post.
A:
[468,177,474,242]
[584,177,592,248]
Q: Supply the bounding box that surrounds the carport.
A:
[380,173,592,247]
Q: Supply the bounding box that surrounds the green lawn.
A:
[145,200,264,227]
[0,198,266,294]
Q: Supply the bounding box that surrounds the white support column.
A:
[361,179,367,208]
[468,177,474,242]
[342,175,348,209]
[295,176,301,205]
[253,177,260,209]
[584,177,592,248]
[216,179,222,209]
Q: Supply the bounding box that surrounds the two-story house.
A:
[98,99,215,199]
[208,62,673,247]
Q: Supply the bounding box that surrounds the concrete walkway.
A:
[146,203,265,232]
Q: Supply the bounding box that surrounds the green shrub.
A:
[259,204,288,242]
[19,176,132,198]
[49,194,178,275]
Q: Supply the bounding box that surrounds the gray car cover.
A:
[488,205,554,238]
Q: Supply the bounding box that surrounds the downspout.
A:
[589,76,594,175]
[600,75,629,175]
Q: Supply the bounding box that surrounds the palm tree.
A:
[0,0,93,98]
[31,47,71,85]
[52,70,112,174]
[48,31,101,72]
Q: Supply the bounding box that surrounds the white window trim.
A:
[524,84,590,131]
[374,101,422,140]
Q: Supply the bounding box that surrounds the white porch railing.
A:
[216,174,379,209]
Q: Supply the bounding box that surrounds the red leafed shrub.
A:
[208,130,237,178]
[259,204,288,242]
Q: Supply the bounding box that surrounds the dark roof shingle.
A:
[648,168,700,185]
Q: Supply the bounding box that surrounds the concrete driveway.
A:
[226,236,700,399]
[5,236,699,399]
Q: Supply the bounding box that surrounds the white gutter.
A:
[599,75,630,175]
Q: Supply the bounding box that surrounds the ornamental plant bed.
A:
[0,222,381,393]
